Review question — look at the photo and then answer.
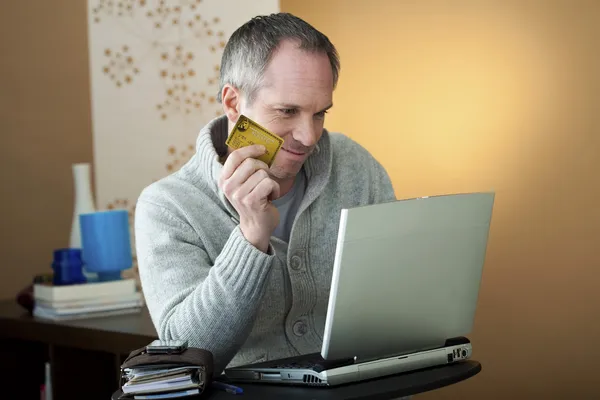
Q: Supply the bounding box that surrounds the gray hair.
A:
[217,12,340,103]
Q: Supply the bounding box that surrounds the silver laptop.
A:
[225,192,495,386]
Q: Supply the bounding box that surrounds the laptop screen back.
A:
[321,192,495,362]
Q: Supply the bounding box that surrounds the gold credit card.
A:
[225,114,284,167]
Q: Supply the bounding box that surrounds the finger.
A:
[226,158,269,190]
[248,176,281,203]
[221,158,269,199]
[234,168,270,201]
[220,145,266,183]
[228,158,269,185]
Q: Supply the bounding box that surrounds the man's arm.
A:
[134,198,275,375]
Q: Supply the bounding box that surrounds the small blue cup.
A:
[79,209,132,282]
[52,248,87,286]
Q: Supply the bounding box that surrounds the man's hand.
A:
[219,145,280,253]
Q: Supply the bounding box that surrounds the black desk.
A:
[113,361,480,399]
[0,300,481,400]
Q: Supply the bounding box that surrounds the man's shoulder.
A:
[325,131,391,184]
[136,165,215,216]
[328,131,361,148]
[324,132,396,203]
[327,132,379,164]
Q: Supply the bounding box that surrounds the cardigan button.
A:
[290,255,302,271]
[293,320,308,336]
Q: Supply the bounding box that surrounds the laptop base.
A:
[224,337,472,387]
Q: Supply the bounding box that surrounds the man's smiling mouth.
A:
[282,148,305,156]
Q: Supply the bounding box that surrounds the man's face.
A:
[239,40,334,180]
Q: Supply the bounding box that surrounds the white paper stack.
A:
[32,279,144,320]
[122,365,205,399]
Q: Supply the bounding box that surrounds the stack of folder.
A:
[33,279,143,320]
[116,343,214,399]
[121,365,206,399]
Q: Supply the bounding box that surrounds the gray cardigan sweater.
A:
[134,115,396,374]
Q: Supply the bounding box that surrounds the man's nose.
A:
[292,117,318,148]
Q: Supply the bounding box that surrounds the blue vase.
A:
[79,209,133,282]
[51,248,87,286]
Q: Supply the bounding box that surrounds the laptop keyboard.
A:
[262,353,355,372]
[267,353,324,369]
[272,360,319,369]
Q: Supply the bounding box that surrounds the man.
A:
[135,12,396,375]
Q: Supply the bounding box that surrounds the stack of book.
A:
[122,365,206,399]
[33,278,143,321]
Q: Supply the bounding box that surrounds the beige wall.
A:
[281,0,599,398]
[0,1,93,298]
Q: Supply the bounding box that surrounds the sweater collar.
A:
[195,115,332,219]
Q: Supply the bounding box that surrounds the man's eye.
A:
[315,110,328,119]
[279,108,297,116]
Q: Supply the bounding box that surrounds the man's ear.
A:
[221,84,242,124]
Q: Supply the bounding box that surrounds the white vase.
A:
[69,163,96,249]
